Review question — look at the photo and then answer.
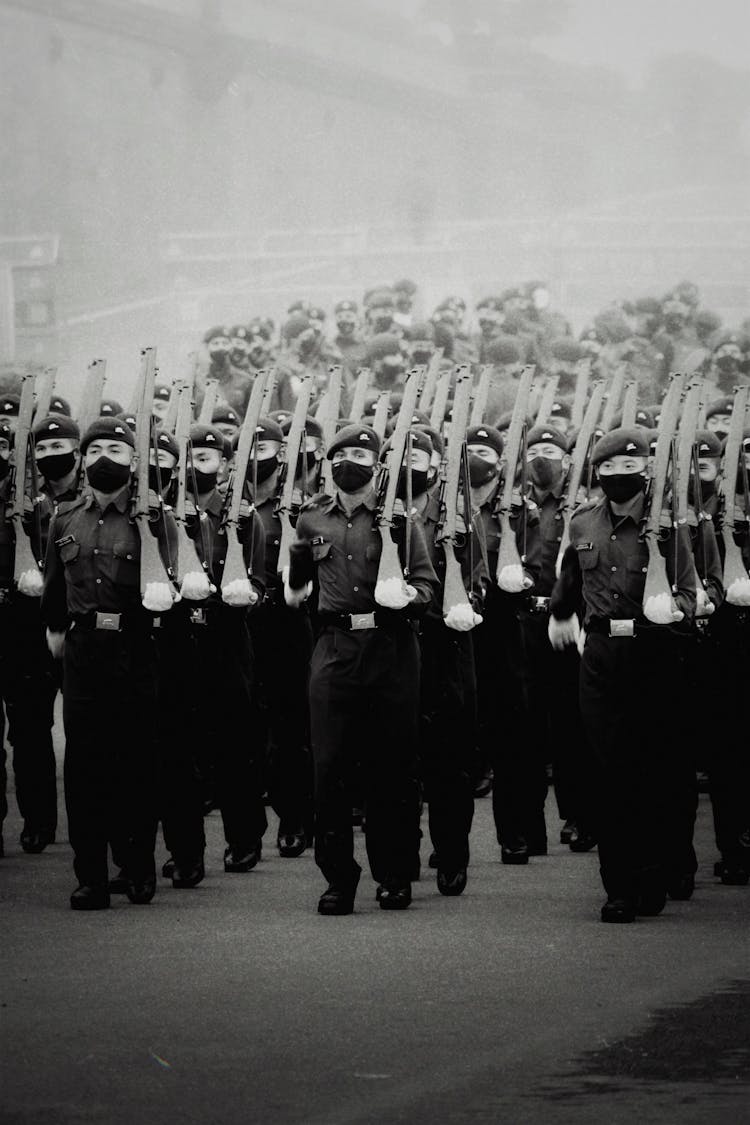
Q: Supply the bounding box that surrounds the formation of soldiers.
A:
[1,276,749,923]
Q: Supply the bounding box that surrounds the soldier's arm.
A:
[239,509,267,600]
[40,515,70,634]
[696,521,724,610]
[661,524,697,621]
[549,543,583,621]
[516,503,542,588]
[399,514,439,613]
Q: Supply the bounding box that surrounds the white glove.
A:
[180,570,213,600]
[695,586,716,617]
[142,581,175,613]
[375,577,418,610]
[17,568,43,597]
[221,578,258,607]
[46,628,65,659]
[444,603,483,632]
[282,567,312,608]
[497,564,533,594]
[576,627,586,657]
[548,614,580,651]
[644,592,684,625]
[726,576,750,606]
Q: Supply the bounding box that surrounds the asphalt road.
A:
[2,735,750,1125]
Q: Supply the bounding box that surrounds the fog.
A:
[2,0,750,400]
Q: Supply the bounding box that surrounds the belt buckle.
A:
[532,596,550,613]
[0,588,9,605]
[95,611,121,631]
[349,612,376,631]
[609,618,634,638]
[189,607,207,625]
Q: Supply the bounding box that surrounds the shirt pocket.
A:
[59,541,81,569]
[112,538,139,587]
[576,546,599,570]
[311,541,332,564]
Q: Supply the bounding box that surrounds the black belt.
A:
[586,616,659,638]
[71,610,150,633]
[525,596,551,615]
[317,610,417,634]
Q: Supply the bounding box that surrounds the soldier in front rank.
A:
[41,417,177,910]
[287,424,439,915]
[549,427,697,923]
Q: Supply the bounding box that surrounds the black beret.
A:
[204,325,231,344]
[526,425,568,452]
[154,427,179,460]
[705,396,734,420]
[591,427,650,465]
[281,415,323,441]
[414,424,444,457]
[49,395,71,416]
[550,338,587,363]
[466,424,504,458]
[188,424,225,451]
[380,428,433,461]
[405,321,435,343]
[695,430,722,458]
[99,398,124,417]
[282,313,311,342]
[485,336,522,365]
[327,423,381,460]
[268,409,293,427]
[255,416,284,444]
[117,412,137,431]
[0,394,19,415]
[548,401,571,421]
[384,407,431,437]
[153,383,171,402]
[81,416,135,453]
[393,278,417,295]
[212,405,241,426]
[334,299,358,314]
[33,413,80,442]
[230,325,251,341]
[365,333,402,364]
[609,407,656,429]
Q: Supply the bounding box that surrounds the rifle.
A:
[172,380,210,586]
[469,365,492,427]
[429,365,453,431]
[371,389,391,441]
[436,365,473,616]
[535,374,560,427]
[134,347,175,600]
[555,379,606,575]
[641,372,686,617]
[494,364,536,582]
[600,361,627,432]
[198,378,219,425]
[675,379,703,529]
[11,372,43,591]
[416,348,444,414]
[35,366,56,420]
[260,369,277,416]
[163,379,182,433]
[77,359,106,439]
[276,372,314,577]
[221,369,270,589]
[570,357,591,432]
[620,379,638,427]
[375,368,422,595]
[319,365,343,494]
[350,367,371,423]
[718,383,750,594]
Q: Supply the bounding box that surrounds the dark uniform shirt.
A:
[185,487,266,604]
[550,495,697,626]
[41,486,177,632]
[529,482,565,596]
[0,477,14,586]
[470,484,542,592]
[295,488,438,616]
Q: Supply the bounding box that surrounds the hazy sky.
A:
[533,0,750,85]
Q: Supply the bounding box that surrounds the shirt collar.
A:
[83,484,131,514]
[329,487,378,514]
[606,493,646,526]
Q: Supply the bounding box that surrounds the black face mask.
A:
[296,451,318,479]
[230,348,248,366]
[529,457,562,491]
[248,346,267,367]
[209,349,229,368]
[86,456,132,492]
[396,468,430,500]
[468,453,498,488]
[38,451,77,482]
[410,349,432,367]
[0,457,9,481]
[331,461,374,493]
[688,477,716,505]
[249,456,278,484]
[148,465,173,493]
[337,322,356,337]
[187,468,218,494]
[599,472,647,503]
[377,362,405,388]
[371,315,393,333]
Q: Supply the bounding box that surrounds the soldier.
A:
[0,395,20,433]
[703,331,750,399]
[549,427,697,923]
[228,325,253,373]
[704,397,734,442]
[212,404,241,444]
[473,296,504,363]
[152,384,172,425]
[41,416,177,910]
[392,278,417,328]
[363,333,408,394]
[196,326,253,418]
[287,423,439,914]
[333,300,366,384]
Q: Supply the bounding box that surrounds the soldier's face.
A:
[598,455,648,476]
[149,449,177,470]
[331,446,377,467]
[467,443,500,468]
[336,314,357,336]
[36,436,77,459]
[152,398,170,421]
[208,336,230,356]
[255,439,281,462]
[86,439,134,467]
[0,415,18,434]
[190,448,223,474]
[215,422,239,441]
[706,413,731,437]
[697,458,719,482]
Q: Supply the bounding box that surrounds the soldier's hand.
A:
[375,576,415,610]
[644,592,684,625]
[497,564,533,595]
[695,586,716,617]
[17,568,43,597]
[548,614,580,650]
[221,578,258,607]
[180,570,213,600]
[726,576,750,606]
[46,628,66,660]
[444,602,483,632]
[142,581,175,613]
[283,565,312,608]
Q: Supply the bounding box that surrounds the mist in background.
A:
[2,0,750,401]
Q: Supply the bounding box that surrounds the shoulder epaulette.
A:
[55,496,86,516]
[299,490,331,512]
[570,497,603,523]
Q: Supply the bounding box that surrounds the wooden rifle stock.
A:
[675,379,703,526]
[371,390,391,441]
[222,369,270,587]
[535,374,559,426]
[11,372,41,585]
[437,365,473,616]
[718,384,750,591]
[276,373,314,576]
[198,379,219,425]
[318,365,343,494]
[429,365,452,431]
[570,357,591,432]
[620,379,638,427]
[134,347,173,596]
[555,380,606,575]
[349,367,371,423]
[173,381,209,584]
[416,348,444,413]
[260,369,277,416]
[35,366,56,420]
[600,362,627,432]
[469,365,492,427]
[77,359,106,439]
[642,372,685,610]
[375,369,422,588]
[495,365,535,580]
